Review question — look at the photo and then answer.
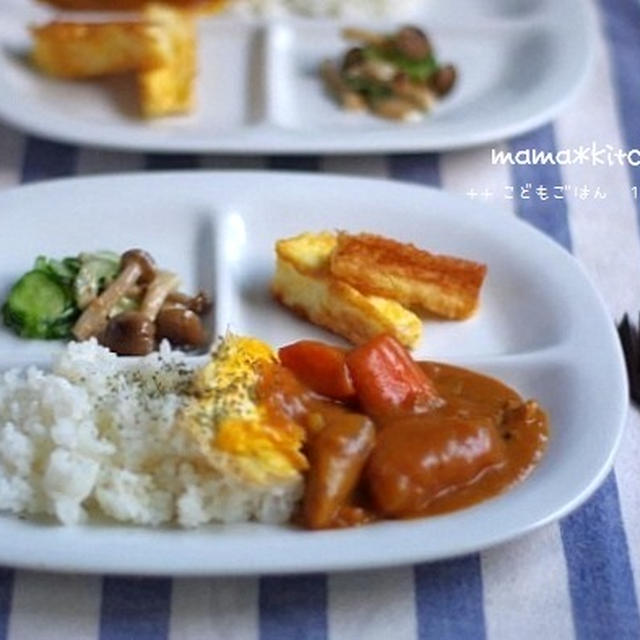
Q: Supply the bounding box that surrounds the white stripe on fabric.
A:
[7,572,100,640]
[321,156,388,178]
[557,3,640,602]
[0,126,24,188]
[328,568,416,640]
[481,527,575,640]
[76,148,144,176]
[169,577,258,640]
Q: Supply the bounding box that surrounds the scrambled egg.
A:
[180,335,308,486]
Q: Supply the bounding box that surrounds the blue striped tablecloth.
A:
[0,0,639,638]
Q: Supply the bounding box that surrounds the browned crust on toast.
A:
[330,232,487,319]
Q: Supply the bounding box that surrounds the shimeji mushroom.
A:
[392,73,436,110]
[430,64,457,97]
[165,290,212,315]
[72,249,156,341]
[101,270,180,355]
[394,27,432,61]
[320,60,365,111]
[155,306,207,348]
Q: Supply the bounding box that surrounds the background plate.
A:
[0,0,593,153]
[0,171,627,575]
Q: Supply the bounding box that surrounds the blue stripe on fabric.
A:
[99,577,172,640]
[414,556,486,640]
[144,154,199,170]
[20,137,77,184]
[509,124,572,250]
[266,156,321,171]
[259,574,327,640]
[387,153,441,187]
[0,568,13,640]
[511,121,640,637]
[562,473,640,640]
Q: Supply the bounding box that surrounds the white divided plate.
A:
[0,0,593,153]
[0,171,627,575]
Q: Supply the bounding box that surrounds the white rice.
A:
[0,340,301,528]
[229,0,422,19]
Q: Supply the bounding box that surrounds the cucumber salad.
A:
[2,249,211,355]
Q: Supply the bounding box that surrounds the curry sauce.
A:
[371,362,549,518]
[302,362,548,528]
[261,343,549,529]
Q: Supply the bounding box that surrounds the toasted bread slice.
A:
[272,232,422,348]
[138,4,197,117]
[37,0,225,11]
[31,20,169,78]
[330,232,487,319]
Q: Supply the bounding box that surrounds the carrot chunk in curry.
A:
[345,333,442,420]
[278,340,355,400]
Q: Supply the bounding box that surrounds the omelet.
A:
[179,335,308,488]
[39,0,226,11]
[272,231,423,348]
[30,4,197,117]
[31,20,169,79]
[138,4,197,117]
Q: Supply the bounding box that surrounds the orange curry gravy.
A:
[259,360,549,529]
[374,362,549,518]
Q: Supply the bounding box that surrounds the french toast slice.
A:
[272,232,422,348]
[38,0,225,10]
[330,232,487,319]
[138,5,197,117]
[31,5,196,117]
[31,20,169,78]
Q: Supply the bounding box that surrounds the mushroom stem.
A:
[165,290,212,314]
[321,60,365,111]
[72,249,155,341]
[392,80,435,110]
[140,270,180,320]
[342,27,387,47]
[73,263,141,340]
[100,271,180,356]
[371,96,420,121]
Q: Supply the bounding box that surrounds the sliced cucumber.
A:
[2,270,77,339]
[74,251,119,309]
